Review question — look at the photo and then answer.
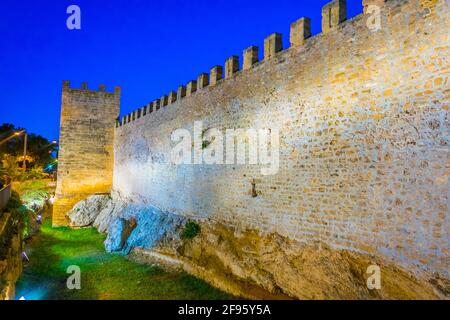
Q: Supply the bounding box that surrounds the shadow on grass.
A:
[15,218,233,300]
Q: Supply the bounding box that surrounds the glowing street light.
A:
[22,132,27,170]
[1,131,57,170]
[0,130,25,146]
[0,130,27,169]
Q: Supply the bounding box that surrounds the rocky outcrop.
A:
[68,195,449,300]
[68,195,112,227]
[174,223,447,300]
[68,193,186,254]
[93,196,122,233]
[104,218,136,252]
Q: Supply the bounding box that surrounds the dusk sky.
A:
[0,0,362,142]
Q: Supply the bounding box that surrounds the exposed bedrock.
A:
[68,195,112,228]
[68,194,449,300]
[69,194,186,254]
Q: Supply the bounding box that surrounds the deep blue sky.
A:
[0,0,362,142]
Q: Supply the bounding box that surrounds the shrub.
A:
[181,221,201,240]
[1,154,20,180]
[21,166,47,181]
[201,128,212,150]
[201,141,211,150]
[5,190,21,212]
[0,208,24,259]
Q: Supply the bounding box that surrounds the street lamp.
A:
[0,130,27,170]
[22,132,27,170]
[0,130,25,146]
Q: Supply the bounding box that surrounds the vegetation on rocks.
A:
[181,221,201,240]
[4,190,21,213]
[0,193,24,259]
[0,188,26,299]
[1,179,51,259]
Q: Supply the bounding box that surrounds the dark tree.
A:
[0,123,57,167]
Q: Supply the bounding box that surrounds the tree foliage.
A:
[0,123,57,167]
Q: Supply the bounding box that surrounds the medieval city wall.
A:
[114,0,449,275]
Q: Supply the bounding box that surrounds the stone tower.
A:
[53,81,121,227]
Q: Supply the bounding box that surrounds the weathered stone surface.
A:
[72,194,187,254]
[243,46,258,70]
[197,73,209,89]
[121,206,185,254]
[68,195,111,227]
[177,86,187,100]
[224,56,239,78]
[176,223,447,300]
[322,0,346,34]
[113,0,450,278]
[93,197,120,233]
[186,81,197,96]
[53,82,120,227]
[168,91,177,104]
[263,33,282,60]
[290,17,311,47]
[102,201,186,254]
[105,218,136,252]
[210,66,223,85]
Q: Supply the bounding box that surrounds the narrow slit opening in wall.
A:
[328,8,332,29]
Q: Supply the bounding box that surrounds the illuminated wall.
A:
[54,82,121,227]
[102,0,449,277]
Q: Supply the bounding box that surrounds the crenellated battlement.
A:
[117,0,388,129]
[63,80,121,98]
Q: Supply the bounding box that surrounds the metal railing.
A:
[0,176,12,211]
